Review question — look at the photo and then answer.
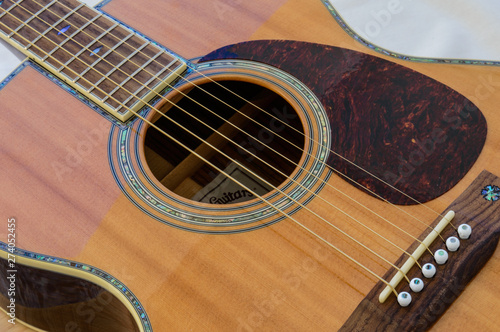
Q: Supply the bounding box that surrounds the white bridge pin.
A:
[397,292,412,307]
[446,236,460,251]
[458,224,472,239]
[410,278,424,292]
[434,249,449,265]
[422,263,436,278]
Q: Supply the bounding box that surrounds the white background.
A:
[327,0,500,62]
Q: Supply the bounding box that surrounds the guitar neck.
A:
[0,0,186,121]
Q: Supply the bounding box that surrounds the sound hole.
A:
[144,80,305,204]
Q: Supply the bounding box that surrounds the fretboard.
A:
[0,0,187,122]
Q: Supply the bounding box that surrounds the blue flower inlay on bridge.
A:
[481,185,500,202]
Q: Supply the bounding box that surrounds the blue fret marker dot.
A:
[58,24,71,35]
[90,45,103,56]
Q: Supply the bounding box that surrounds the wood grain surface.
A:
[341,170,500,331]
[1,0,500,331]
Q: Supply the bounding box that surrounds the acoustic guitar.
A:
[0,0,499,331]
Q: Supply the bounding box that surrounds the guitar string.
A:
[33,3,438,257]
[8,0,458,280]
[6,3,454,290]
[4,0,421,278]
[23,0,452,244]
[2,0,438,275]
[11,0,435,261]
[0,12,403,296]
[24,0,445,247]
[39,0,453,235]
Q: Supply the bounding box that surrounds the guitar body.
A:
[1,0,500,331]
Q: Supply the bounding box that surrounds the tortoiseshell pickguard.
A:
[200,40,487,204]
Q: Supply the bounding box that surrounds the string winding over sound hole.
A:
[109,59,329,231]
[143,80,305,204]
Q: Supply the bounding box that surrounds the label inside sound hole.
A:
[191,163,272,204]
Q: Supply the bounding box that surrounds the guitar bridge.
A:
[341,170,500,331]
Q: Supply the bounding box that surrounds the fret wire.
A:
[115,57,170,105]
[66,23,118,74]
[103,49,163,101]
[6,0,180,114]
[0,1,18,20]
[12,0,55,34]
[52,13,102,71]
[113,59,172,111]
[0,0,22,21]
[89,40,149,93]
[91,31,134,67]
[37,2,84,59]
[113,93,132,109]
[141,60,170,86]
[133,57,172,92]
[8,0,163,111]
[64,21,118,78]
[78,30,134,81]
[0,6,125,113]
[2,2,177,116]
[26,0,59,25]
[6,0,35,37]
[33,6,80,55]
